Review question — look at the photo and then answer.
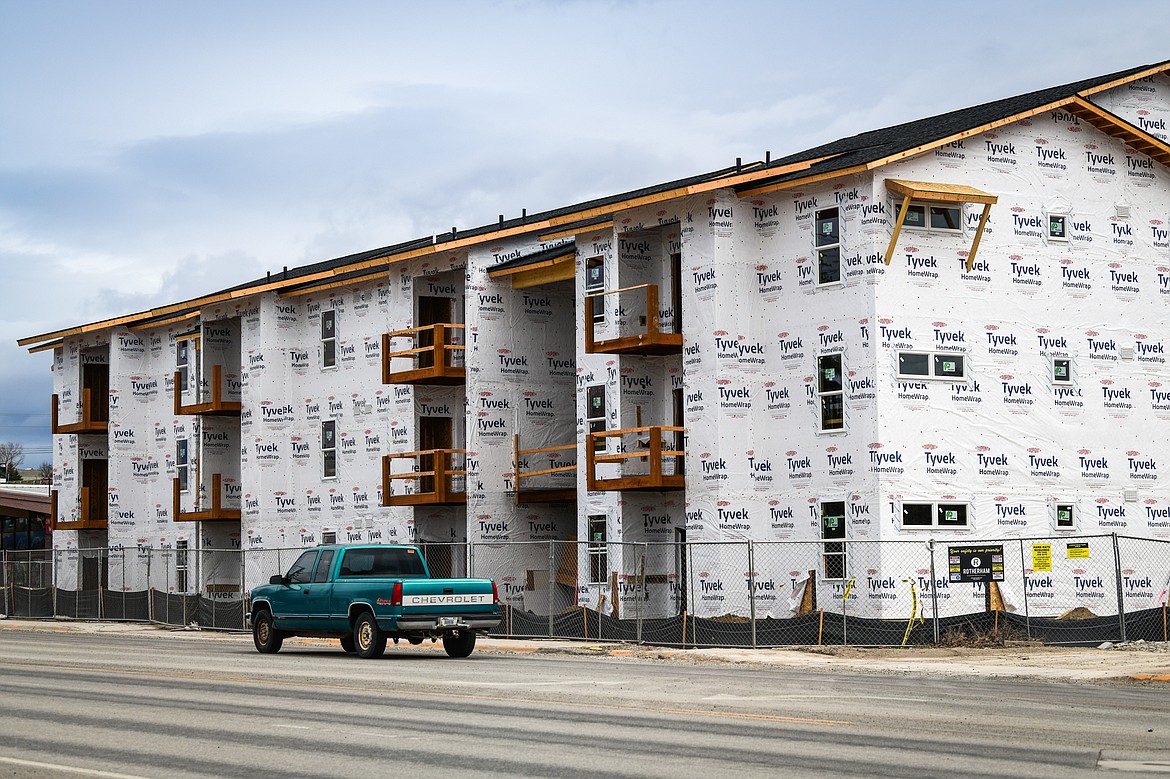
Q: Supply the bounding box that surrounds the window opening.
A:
[817,353,844,431]
[176,539,189,593]
[586,384,607,452]
[820,501,846,580]
[176,439,190,493]
[814,208,841,285]
[902,501,971,529]
[897,351,966,380]
[321,309,337,368]
[586,256,605,324]
[588,515,608,584]
[1051,357,1073,385]
[321,420,337,479]
[1055,502,1076,530]
[313,549,335,582]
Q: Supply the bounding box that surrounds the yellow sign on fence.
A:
[1067,542,1091,559]
[1031,543,1053,572]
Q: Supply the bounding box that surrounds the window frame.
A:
[175,539,189,593]
[816,352,845,433]
[585,256,605,324]
[899,500,973,530]
[896,350,968,381]
[820,499,847,581]
[287,550,318,584]
[321,308,337,369]
[898,200,964,235]
[321,420,337,479]
[587,514,608,585]
[176,439,190,494]
[586,384,607,453]
[1045,211,1070,244]
[1052,500,1077,531]
[1050,355,1074,386]
[814,207,842,287]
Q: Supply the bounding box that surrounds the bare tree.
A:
[0,441,26,482]
[37,460,53,484]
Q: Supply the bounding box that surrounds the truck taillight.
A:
[391,581,402,606]
[491,580,499,604]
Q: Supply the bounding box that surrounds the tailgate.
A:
[394,578,499,631]
[399,578,496,611]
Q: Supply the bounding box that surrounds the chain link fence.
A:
[3,534,1167,646]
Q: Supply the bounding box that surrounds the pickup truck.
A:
[248,544,500,658]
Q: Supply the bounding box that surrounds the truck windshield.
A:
[338,547,428,578]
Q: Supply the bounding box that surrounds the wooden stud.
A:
[884,195,913,266]
[967,203,993,271]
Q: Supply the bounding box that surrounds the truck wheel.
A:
[253,609,283,654]
[340,635,356,654]
[442,630,476,658]
[353,612,386,659]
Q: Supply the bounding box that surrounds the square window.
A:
[818,354,843,393]
[902,204,927,228]
[898,353,930,376]
[1048,214,1068,242]
[902,503,933,526]
[1052,357,1073,385]
[933,354,965,379]
[815,210,839,246]
[1055,503,1075,529]
[930,206,962,231]
[937,503,968,527]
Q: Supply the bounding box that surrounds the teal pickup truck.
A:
[248,544,500,658]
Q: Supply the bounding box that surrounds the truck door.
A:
[300,549,338,627]
[270,549,318,630]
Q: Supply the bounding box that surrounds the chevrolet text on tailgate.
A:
[248,544,500,658]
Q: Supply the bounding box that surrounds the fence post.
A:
[638,543,646,645]
[547,540,555,639]
[687,540,696,648]
[748,540,756,650]
[1,550,7,616]
[928,539,940,645]
[1018,538,1031,640]
[52,548,58,618]
[240,547,247,630]
[1112,533,1127,643]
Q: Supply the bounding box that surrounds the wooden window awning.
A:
[883,179,997,272]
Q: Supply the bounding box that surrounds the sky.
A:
[1,0,1168,467]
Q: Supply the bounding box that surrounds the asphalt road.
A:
[0,629,1167,778]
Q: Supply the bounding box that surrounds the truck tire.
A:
[353,612,386,659]
[253,609,283,654]
[442,630,476,658]
[340,635,356,653]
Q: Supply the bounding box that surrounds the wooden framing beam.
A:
[884,195,913,267]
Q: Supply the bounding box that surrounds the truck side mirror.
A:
[269,574,284,585]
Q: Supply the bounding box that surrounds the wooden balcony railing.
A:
[514,434,576,504]
[382,449,467,505]
[51,389,109,435]
[173,473,241,522]
[173,365,242,416]
[586,425,684,491]
[53,486,108,530]
[585,284,682,355]
[382,324,466,385]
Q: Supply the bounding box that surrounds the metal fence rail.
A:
[2,534,1167,647]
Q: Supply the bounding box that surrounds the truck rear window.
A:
[338,548,428,578]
